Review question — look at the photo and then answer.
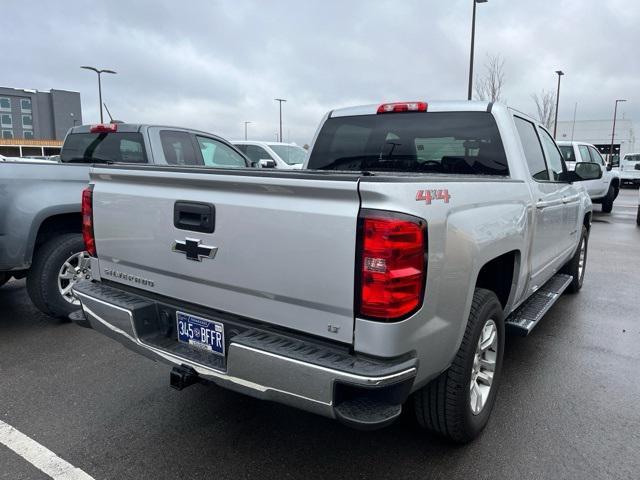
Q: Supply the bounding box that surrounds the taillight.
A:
[377,102,427,114]
[357,210,427,321]
[82,185,96,256]
[90,123,117,133]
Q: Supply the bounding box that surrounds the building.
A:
[555,118,636,165]
[0,86,82,157]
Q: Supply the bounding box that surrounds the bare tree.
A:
[531,90,556,129]
[475,54,506,103]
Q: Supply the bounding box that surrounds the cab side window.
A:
[196,137,247,168]
[160,130,200,166]
[244,145,273,163]
[577,145,590,164]
[588,146,605,166]
[514,116,549,181]
[538,129,565,181]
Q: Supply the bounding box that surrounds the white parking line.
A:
[0,420,94,480]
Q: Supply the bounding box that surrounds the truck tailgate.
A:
[90,168,361,344]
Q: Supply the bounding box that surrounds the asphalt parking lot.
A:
[1,188,639,480]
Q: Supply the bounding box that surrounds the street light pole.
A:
[243,121,252,140]
[553,70,564,138]
[80,66,117,123]
[609,99,627,165]
[274,98,286,142]
[468,0,488,101]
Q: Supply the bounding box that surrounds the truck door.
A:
[587,146,609,196]
[577,145,601,197]
[538,128,581,261]
[513,116,564,290]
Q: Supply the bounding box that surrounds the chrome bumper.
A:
[73,281,417,424]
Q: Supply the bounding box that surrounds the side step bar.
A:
[505,274,573,336]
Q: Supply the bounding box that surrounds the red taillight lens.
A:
[82,186,96,256]
[358,211,426,320]
[90,123,117,133]
[377,102,427,114]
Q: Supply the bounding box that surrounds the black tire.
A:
[562,226,588,293]
[0,273,9,288]
[414,289,505,443]
[601,186,615,213]
[26,233,85,319]
[636,206,640,227]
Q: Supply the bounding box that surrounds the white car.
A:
[558,141,621,213]
[233,141,306,169]
[619,153,640,186]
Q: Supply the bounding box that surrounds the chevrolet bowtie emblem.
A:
[172,238,218,261]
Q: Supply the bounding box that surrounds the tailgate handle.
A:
[174,201,215,233]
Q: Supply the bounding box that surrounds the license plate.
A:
[176,311,225,356]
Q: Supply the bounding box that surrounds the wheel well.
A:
[611,177,620,193]
[475,251,518,310]
[583,212,592,232]
[34,213,82,250]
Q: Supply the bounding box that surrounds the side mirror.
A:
[258,159,276,168]
[574,162,603,181]
[606,163,613,171]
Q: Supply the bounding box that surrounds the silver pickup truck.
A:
[73,101,601,442]
[0,123,251,318]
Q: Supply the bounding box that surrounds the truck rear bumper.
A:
[72,280,417,429]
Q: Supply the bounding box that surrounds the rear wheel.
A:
[26,234,89,319]
[414,289,504,443]
[601,185,615,213]
[562,226,588,293]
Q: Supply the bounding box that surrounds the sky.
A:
[3,0,639,145]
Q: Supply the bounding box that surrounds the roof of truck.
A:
[329,100,494,118]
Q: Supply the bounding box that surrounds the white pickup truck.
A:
[558,141,620,212]
[72,101,602,442]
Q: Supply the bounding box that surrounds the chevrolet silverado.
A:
[72,101,601,442]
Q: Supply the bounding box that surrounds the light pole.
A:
[274,98,286,142]
[468,0,488,101]
[243,121,252,140]
[553,70,564,138]
[609,99,627,165]
[80,66,117,123]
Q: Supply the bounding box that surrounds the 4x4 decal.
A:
[416,189,451,204]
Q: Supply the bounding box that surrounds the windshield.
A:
[559,145,576,162]
[268,144,307,165]
[307,111,508,175]
[61,132,147,163]
[623,154,640,162]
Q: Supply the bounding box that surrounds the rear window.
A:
[559,145,576,162]
[61,132,147,163]
[307,111,508,175]
[624,154,640,162]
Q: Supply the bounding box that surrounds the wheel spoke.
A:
[480,328,496,352]
[477,370,493,386]
[479,357,495,372]
[473,383,482,413]
[61,284,74,295]
[59,271,75,280]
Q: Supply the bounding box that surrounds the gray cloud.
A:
[5,0,639,144]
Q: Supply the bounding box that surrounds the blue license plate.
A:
[176,311,225,356]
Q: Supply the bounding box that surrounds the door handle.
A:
[536,199,561,209]
[174,201,215,233]
[562,195,580,204]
